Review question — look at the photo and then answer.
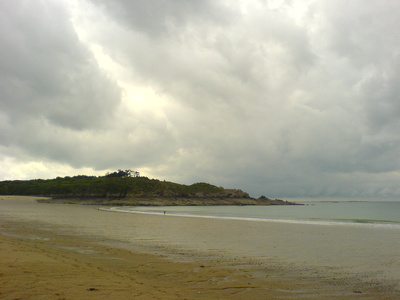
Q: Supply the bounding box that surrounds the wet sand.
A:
[1,222,291,299]
[1,196,398,299]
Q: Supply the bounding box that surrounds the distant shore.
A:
[36,196,299,206]
[0,174,300,207]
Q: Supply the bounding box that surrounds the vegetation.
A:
[0,170,246,200]
[0,170,300,206]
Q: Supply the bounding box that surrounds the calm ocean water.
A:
[107,200,400,227]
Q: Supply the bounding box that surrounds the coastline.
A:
[37,196,299,206]
[1,196,398,299]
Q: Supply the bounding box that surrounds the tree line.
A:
[0,170,226,199]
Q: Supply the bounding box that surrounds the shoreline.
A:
[1,196,398,298]
[36,196,300,206]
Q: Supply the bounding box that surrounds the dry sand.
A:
[0,196,396,299]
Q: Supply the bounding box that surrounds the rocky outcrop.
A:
[38,196,299,206]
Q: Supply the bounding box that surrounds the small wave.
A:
[100,207,400,229]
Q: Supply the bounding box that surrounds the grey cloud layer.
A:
[1,0,400,198]
[0,1,120,130]
[0,1,174,169]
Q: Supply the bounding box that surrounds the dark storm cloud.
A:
[0,0,120,131]
[0,1,174,170]
[0,0,176,172]
[319,0,400,135]
[93,0,235,37]
[90,0,316,110]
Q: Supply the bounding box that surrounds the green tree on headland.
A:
[0,170,247,199]
[0,170,299,206]
[105,169,140,178]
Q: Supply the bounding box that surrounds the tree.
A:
[104,169,140,178]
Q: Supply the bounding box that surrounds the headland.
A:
[0,170,299,206]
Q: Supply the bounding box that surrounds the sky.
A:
[1,0,400,199]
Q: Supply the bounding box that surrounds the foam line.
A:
[99,207,400,229]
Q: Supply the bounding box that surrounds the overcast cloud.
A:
[1,0,400,198]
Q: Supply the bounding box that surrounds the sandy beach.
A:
[1,196,398,299]
[1,220,289,299]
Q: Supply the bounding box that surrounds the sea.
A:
[105,199,400,227]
